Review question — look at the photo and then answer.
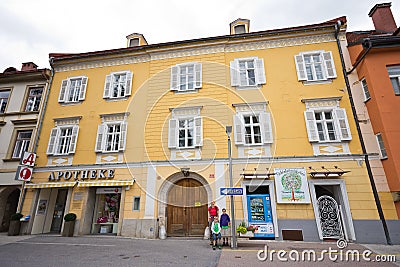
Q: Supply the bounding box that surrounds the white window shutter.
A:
[234,114,244,145]
[194,116,203,147]
[78,76,88,101]
[170,66,178,91]
[294,55,307,81]
[46,128,58,155]
[69,126,79,154]
[95,124,105,152]
[58,79,68,103]
[230,61,240,87]
[119,122,127,151]
[125,72,133,96]
[168,119,178,148]
[103,75,112,98]
[304,111,319,142]
[260,112,273,144]
[194,63,202,89]
[334,108,352,141]
[323,51,337,79]
[255,58,266,85]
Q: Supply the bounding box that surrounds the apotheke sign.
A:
[48,169,115,181]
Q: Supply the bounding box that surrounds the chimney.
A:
[368,2,397,33]
[21,62,38,71]
[230,18,250,35]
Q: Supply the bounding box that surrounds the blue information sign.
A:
[220,187,244,196]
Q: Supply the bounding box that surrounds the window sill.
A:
[60,101,83,106]
[363,97,371,103]
[303,80,332,85]
[171,89,199,94]
[235,85,261,90]
[105,97,129,102]
[2,158,20,162]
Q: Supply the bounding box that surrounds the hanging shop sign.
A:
[20,151,37,167]
[48,169,115,181]
[15,166,33,182]
[274,168,311,204]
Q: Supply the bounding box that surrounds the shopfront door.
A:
[167,178,208,237]
[50,189,68,233]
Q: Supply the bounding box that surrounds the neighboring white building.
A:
[0,62,50,232]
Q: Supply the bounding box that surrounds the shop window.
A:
[92,188,121,234]
[133,197,140,211]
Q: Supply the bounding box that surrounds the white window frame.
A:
[295,50,337,82]
[170,62,202,92]
[230,57,266,88]
[0,89,11,114]
[58,76,88,104]
[168,107,203,150]
[360,78,371,101]
[304,107,352,143]
[234,111,273,146]
[46,125,79,156]
[12,130,33,159]
[375,133,388,159]
[95,121,127,153]
[387,66,400,95]
[25,86,43,112]
[103,71,133,99]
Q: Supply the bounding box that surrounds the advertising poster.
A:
[37,199,48,215]
[274,168,311,203]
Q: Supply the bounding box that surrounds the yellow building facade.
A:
[21,17,398,243]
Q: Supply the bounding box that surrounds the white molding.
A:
[34,154,369,172]
[144,165,156,218]
[215,162,227,209]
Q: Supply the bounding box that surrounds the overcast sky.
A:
[0,0,398,71]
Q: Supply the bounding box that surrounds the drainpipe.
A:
[346,38,372,75]
[334,21,392,245]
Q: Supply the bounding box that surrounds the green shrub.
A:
[64,213,77,222]
[10,213,23,221]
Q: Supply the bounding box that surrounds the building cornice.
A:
[53,31,344,72]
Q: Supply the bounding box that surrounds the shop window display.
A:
[92,191,121,234]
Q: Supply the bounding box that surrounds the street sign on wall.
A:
[220,187,244,196]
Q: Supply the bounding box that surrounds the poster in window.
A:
[274,168,311,203]
[37,199,48,215]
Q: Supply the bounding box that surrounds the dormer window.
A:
[234,25,246,34]
[129,38,140,47]
[230,18,250,35]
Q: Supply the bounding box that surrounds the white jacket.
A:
[211,221,221,234]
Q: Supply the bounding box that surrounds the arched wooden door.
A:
[167,178,208,237]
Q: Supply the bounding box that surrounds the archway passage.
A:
[0,188,20,232]
[167,178,208,237]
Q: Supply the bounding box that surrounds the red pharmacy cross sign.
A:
[15,166,33,182]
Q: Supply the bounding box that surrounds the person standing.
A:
[208,201,219,244]
[219,208,231,246]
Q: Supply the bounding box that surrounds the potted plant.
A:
[236,222,255,237]
[62,213,76,237]
[8,213,23,236]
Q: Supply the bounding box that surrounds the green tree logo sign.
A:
[281,172,302,201]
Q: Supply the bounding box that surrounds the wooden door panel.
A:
[167,178,208,237]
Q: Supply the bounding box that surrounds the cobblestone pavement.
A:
[0,234,398,267]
